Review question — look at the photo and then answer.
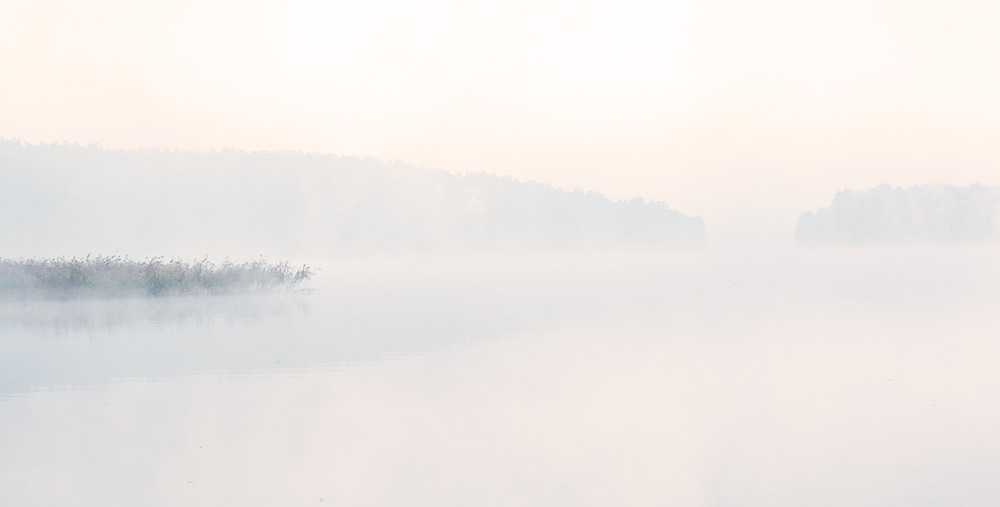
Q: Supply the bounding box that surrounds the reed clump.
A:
[0,256,313,299]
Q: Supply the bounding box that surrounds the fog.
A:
[3,139,999,505]
[3,137,1000,505]
[4,0,1000,503]
[2,250,999,506]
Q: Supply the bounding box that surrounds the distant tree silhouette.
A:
[795,184,1000,247]
[0,139,706,257]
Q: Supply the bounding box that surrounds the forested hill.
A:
[795,184,1000,247]
[0,140,705,257]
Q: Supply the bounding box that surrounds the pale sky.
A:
[2,0,999,243]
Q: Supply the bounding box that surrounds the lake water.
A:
[2,249,999,506]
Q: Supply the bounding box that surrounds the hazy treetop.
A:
[0,140,705,258]
[795,184,1000,247]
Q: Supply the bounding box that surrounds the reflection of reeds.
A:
[0,256,313,299]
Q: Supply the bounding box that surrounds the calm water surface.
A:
[2,250,999,506]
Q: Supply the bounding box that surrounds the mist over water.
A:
[2,142,998,506]
[5,0,1000,503]
[3,247,998,506]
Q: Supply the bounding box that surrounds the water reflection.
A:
[0,292,311,332]
[1,253,693,395]
[1,251,999,506]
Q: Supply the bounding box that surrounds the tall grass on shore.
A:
[0,256,313,299]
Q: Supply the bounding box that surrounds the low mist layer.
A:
[795,184,1000,247]
[0,256,312,300]
[0,140,706,258]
